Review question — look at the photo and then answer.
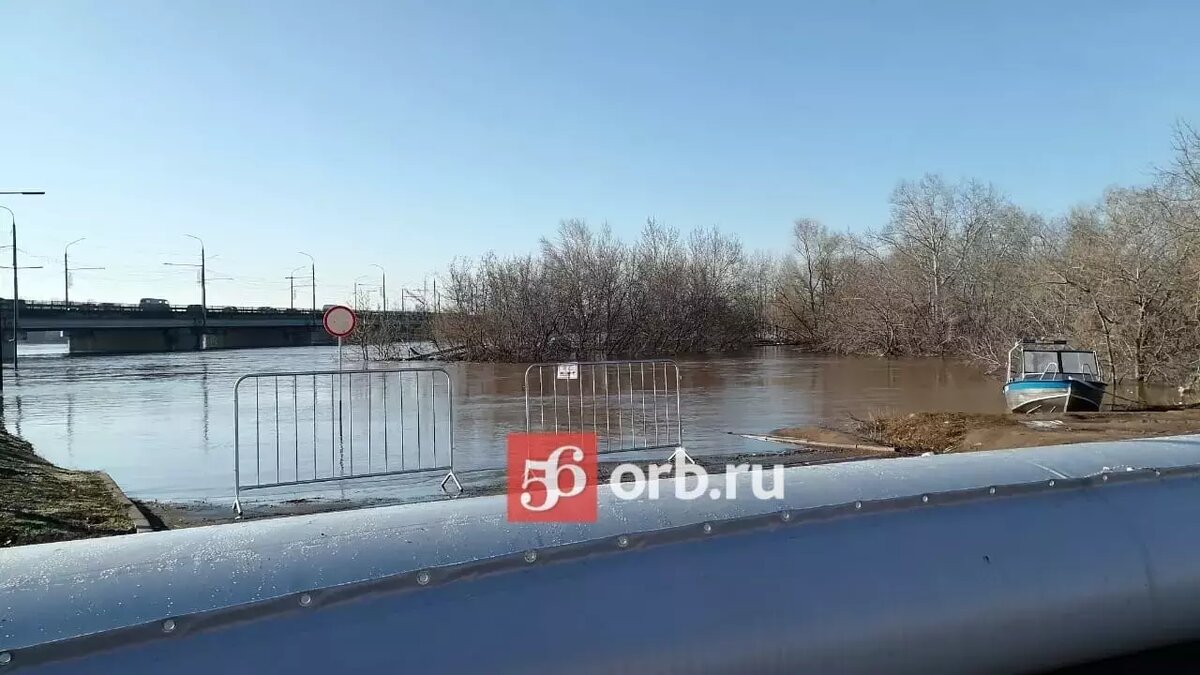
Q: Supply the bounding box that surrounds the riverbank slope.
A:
[0,429,134,547]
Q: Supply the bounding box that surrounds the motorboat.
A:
[1003,339,1107,413]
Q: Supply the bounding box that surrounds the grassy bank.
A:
[776,408,1200,455]
[0,429,134,547]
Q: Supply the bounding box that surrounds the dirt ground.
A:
[0,430,134,547]
[144,408,1200,529]
[775,407,1200,455]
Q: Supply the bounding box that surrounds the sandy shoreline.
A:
[774,408,1200,455]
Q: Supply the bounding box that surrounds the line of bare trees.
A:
[426,124,1200,391]
[433,220,763,361]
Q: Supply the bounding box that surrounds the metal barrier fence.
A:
[524,359,685,456]
[233,367,460,514]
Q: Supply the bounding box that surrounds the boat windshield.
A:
[1022,351,1059,376]
[1022,350,1100,378]
[1060,351,1100,378]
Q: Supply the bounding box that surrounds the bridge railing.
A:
[4,299,430,317]
[524,359,685,457]
[11,301,318,315]
[233,367,460,514]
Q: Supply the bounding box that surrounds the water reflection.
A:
[4,344,1016,501]
[201,361,210,446]
[66,391,75,461]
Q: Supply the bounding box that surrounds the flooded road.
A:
[3,345,1004,500]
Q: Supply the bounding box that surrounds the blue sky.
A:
[1,0,1196,307]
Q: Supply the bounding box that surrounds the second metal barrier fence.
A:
[524,359,685,456]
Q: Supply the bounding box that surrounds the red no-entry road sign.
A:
[322,305,357,337]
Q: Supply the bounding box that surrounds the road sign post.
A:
[322,304,357,370]
[323,305,357,464]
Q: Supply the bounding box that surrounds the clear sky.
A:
[2,0,1196,307]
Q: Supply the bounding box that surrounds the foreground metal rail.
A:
[524,359,684,456]
[233,367,460,514]
[9,437,1200,673]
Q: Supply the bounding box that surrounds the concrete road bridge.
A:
[0,299,432,356]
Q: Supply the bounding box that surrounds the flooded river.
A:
[3,345,1003,501]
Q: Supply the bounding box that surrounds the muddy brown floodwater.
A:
[8,343,1179,505]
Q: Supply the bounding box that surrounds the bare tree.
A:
[771,219,850,347]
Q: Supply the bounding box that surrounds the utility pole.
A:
[163,234,208,349]
[194,235,206,327]
[0,257,45,370]
[285,266,307,310]
[63,245,71,304]
[299,252,316,311]
[0,192,47,370]
[63,238,104,304]
[402,288,425,311]
[353,276,375,310]
[371,264,386,311]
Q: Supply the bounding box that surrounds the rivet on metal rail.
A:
[161,619,176,634]
[298,593,312,607]
[780,511,792,522]
[616,535,630,548]
[0,652,12,666]
[416,571,431,586]
[524,550,538,563]
[988,487,997,495]
[1048,480,1056,487]
[921,495,930,503]
[702,523,713,534]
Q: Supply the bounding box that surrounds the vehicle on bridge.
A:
[138,298,170,312]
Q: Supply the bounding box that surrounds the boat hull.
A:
[1003,379,1107,413]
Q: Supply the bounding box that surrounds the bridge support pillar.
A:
[69,328,200,355]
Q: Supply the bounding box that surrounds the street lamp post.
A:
[0,191,46,371]
[63,238,104,304]
[64,238,82,304]
[188,234,206,327]
[299,252,316,311]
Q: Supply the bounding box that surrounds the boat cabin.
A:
[1008,340,1102,383]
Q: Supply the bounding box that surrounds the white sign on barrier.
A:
[556,363,579,380]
